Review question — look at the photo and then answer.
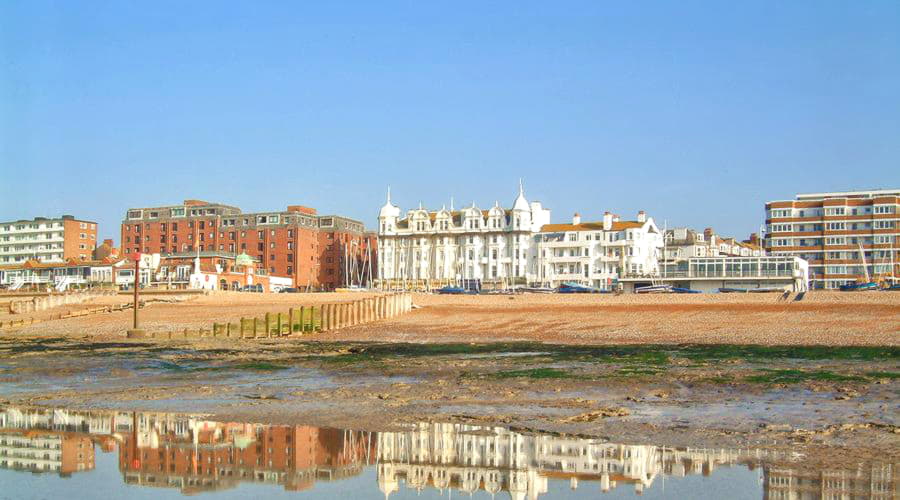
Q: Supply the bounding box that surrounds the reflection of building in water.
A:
[0,430,94,476]
[377,422,898,499]
[764,464,897,500]
[0,407,102,476]
[1,406,896,498]
[117,411,375,494]
[376,422,692,498]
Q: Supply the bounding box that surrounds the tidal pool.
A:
[1,404,894,499]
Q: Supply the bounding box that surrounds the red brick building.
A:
[120,200,376,290]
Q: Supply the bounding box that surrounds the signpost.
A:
[126,253,146,338]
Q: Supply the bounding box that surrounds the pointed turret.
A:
[379,186,401,219]
[511,179,530,212]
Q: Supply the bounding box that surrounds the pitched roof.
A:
[540,220,645,233]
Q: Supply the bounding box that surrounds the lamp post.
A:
[126,252,146,338]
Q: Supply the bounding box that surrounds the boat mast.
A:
[858,240,870,283]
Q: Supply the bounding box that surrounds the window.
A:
[826,222,845,231]
[127,210,143,219]
[874,220,895,229]
[874,205,896,214]
[825,207,845,216]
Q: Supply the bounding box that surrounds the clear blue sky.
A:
[2,1,898,242]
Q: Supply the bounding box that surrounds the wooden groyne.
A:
[147,293,413,340]
[7,290,116,315]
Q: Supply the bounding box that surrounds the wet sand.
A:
[0,337,897,460]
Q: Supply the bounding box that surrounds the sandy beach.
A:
[4,290,897,346]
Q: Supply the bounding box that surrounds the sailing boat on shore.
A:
[840,242,878,291]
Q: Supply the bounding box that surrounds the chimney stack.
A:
[602,212,613,231]
[637,210,646,223]
[572,213,581,225]
[704,227,714,239]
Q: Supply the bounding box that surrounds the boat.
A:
[558,282,603,294]
[747,287,787,293]
[635,284,673,294]
[671,287,701,294]
[718,287,748,293]
[436,286,469,295]
[839,282,879,292]
[479,289,517,295]
[882,283,900,291]
[522,286,556,294]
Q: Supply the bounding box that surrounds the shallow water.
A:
[1,404,893,499]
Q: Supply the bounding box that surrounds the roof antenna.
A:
[450,196,454,211]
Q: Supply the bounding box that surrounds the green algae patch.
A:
[745,369,868,384]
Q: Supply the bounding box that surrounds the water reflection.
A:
[0,405,895,499]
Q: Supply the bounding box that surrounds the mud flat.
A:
[0,337,897,461]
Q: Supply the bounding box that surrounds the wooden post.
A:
[329,303,337,330]
[226,322,232,338]
[321,304,329,331]
[276,313,283,336]
[288,308,295,334]
[240,318,245,338]
[265,313,272,338]
[253,317,258,338]
[297,306,305,333]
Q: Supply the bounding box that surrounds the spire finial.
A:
[519,178,524,195]
[386,186,392,204]
[450,196,454,211]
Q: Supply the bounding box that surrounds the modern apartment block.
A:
[765,189,900,289]
[120,200,375,290]
[376,183,551,288]
[0,215,98,264]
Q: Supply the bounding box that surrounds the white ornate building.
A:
[377,183,551,288]
[535,211,664,290]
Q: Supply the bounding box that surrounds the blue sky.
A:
[1,1,898,242]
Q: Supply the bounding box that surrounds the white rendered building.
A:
[535,211,663,290]
[377,183,551,288]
